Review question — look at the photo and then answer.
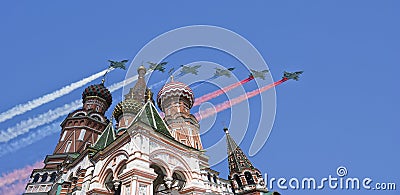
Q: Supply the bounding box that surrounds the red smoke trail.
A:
[0,161,43,195]
[193,76,254,107]
[195,78,288,120]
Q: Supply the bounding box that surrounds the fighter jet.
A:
[147,61,168,72]
[249,69,269,80]
[214,67,235,78]
[283,71,303,81]
[168,68,175,75]
[180,64,201,75]
[108,59,128,70]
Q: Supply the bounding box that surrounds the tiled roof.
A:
[133,101,174,139]
[93,121,116,150]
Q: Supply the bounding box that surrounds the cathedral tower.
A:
[24,83,113,194]
[53,83,112,155]
[113,65,153,134]
[157,78,203,150]
[224,127,277,195]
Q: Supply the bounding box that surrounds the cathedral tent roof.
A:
[224,127,256,173]
[133,101,174,139]
[93,121,116,150]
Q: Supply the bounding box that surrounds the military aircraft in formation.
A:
[180,64,201,75]
[148,61,168,72]
[214,67,235,78]
[249,69,269,80]
[283,71,303,81]
[108,59,128,70]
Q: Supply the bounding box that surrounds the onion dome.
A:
[138,65,146,74]
[157,81,194,111]
[82,83,112,106]
[112,98,143,119]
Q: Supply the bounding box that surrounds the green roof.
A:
[93,121,116,150]
[133,101,173,139]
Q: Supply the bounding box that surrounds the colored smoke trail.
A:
[0,161,43,194]
[0,68,111,123]
[195,78,288,120]
[193,76,254,107]
[0,73,142,143]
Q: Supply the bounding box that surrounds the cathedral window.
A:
[188,127,192,136]
[65,141,72,153]
[32,173,40,183]
[139,184,147,195]
[78,129,86,141]
[49,172,57,182]
[92,115,101,121]
[86,142,92,149]
[213,175,218,183]
[40,173,48,182]
[234,174,242,187]
[125,185,130,195]
[60,131,67,141]
[244,172,255,185]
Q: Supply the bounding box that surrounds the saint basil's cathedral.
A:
[23,65,280,195]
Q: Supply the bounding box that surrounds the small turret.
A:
[224,127,270,195]
[113,66,154,132]
[157,79,202,149]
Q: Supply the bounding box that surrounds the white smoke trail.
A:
[0,74,140,143]
[0,101,81,142]
[0,122,61,157]
[0,68,111,123]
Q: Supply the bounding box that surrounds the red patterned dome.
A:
[82,83,112,107]
[157,81,194,111]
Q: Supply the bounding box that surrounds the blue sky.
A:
[0,1,399,194]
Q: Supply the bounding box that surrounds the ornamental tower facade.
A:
[157,78,203,150]
[113,65,153,135]
[53,83,112,154]
[23,63,278,195]
[24,83,113,194]
[224,127,279,195]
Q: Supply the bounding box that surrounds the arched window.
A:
[49,172,57,182]
[40,173,48,182]
[32,173,40,183]
[73,112,86,117]
[92,115,101,121]
[234,174,242,187]
[104,171,120,195]
[207,173,211,181]
[213,175,218,183]
[117,163,127,177]
[150,164,167,195]
[244,172,255,185]
[171,171,186,191]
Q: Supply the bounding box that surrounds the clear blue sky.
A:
[0,1,399,194]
